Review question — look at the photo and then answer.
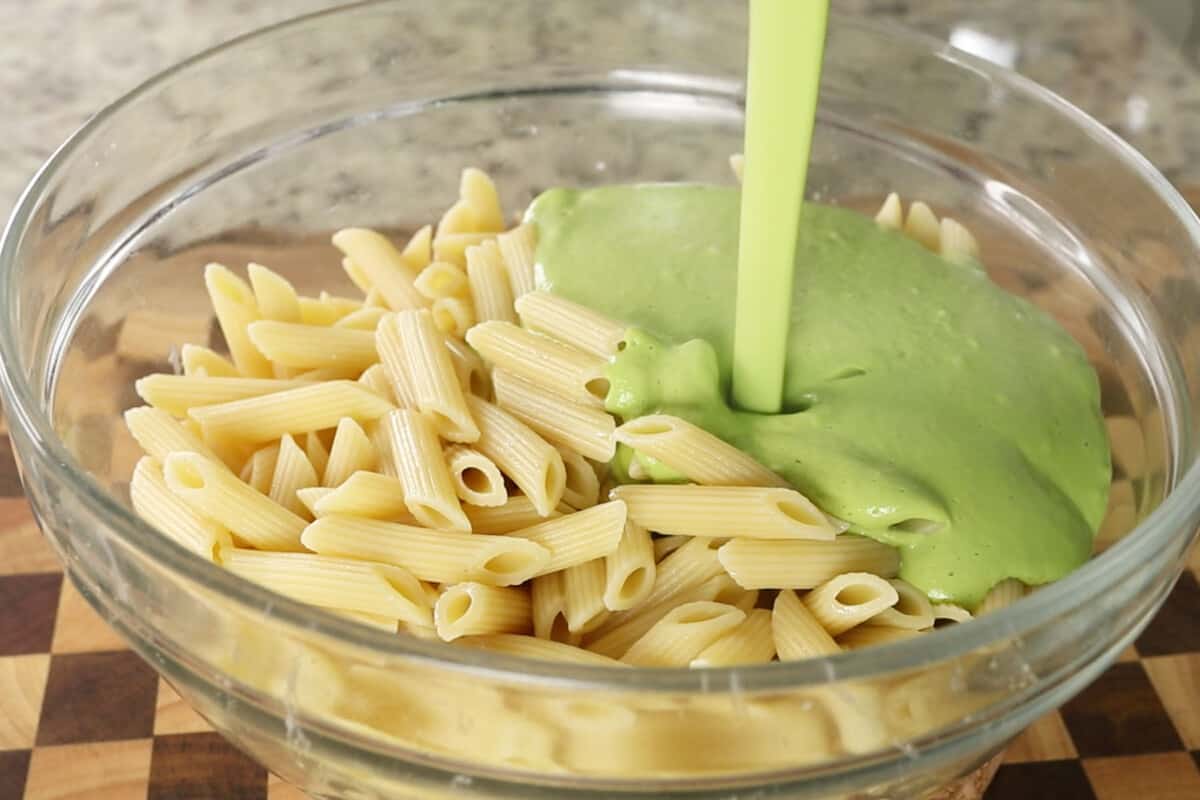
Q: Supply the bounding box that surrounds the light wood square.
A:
[0,653,50,749]
[24,739,152,800]
[50,579,127,653]
[1143,653,1200,750]
[153,678,213,735]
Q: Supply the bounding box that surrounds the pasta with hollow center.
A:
[123,167,1028,672]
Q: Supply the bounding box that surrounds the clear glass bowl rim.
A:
[2,0,1199,695]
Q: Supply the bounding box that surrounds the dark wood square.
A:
[0,748,31,800]
[984,759,1097,800]
[1135,571,1200,657]
[0,437,24,497]
[0,572,61,655]
[36,650,158,745]
[1060,662,1183,758]
[148,732,267,800]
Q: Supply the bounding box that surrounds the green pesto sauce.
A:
[529,184,1111,608]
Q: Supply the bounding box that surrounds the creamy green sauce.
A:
[529,184,1110,608]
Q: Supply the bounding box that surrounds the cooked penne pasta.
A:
[400,225,434,271]
[242,442,280,494]
[188,381,393,443]
[464,495,559,534]
[773,589,839,660]
[246,321,378,372]
[333,306,388,331]
[621,601,745,667]
[461,167,505,232]
[931,604,973,625]
[904,200,941,251]
[874,192,903,230]
[430,296,476,338]
[466,321,609,408]
[357,363,396,404]
[310,471,411,520]
[373,311,417,408]
[802,573,899,636]
[247,263,301,322]
[837,625,921,650]
[204,263,272,377]
[691,608,776,667]
[444,445,507,507]
[293,365,363,382]
[506,500,627,574]
[124,406,223,465]
[584,573,744,659]
[384,408,470,531]
[496,223,537,299]
[298,293,362,326]
[603,521,656,612]
[976,578,1026,615]
[558,447,600,510]
[866,579,934,630]
[652,534,690,562]
[342,256,373,294]
[180,344,238,378]
[305,432,331,477]
[530,570,574,642]
[162,451,306,551]
[393,310,479,442]
[323,417,378,487]
[269,434,319,518]
[940,217,980,264]
[435,583,531,641]
[562,559,610,634]
[466,396,565,516]
[331,609,400,632]
[135,375,312,417]
[444,336,491,398]
[415,261,469,300]
[613,485,836,540]
[223,547,430,626]
[331,228,426,311]
[460,634,626,667]
[514,290,627,359]
[466,240,517,324]
[301,515,551,586]
[614,415,788,487]
[434,232,495,268]
[296,486,334,517]
[130,457,232,560]
[491,369,615,462]
[718,535,901,590]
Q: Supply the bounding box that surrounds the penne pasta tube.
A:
[400,225,433,271]
[180,344,238,378]
[242,442,280,494]
[124,406,223,465]
[444,336,491,398]
[247,263,301,322]
[865,579,934,630]
[384,408,470,531]
[311,471,411,521]
[433,232,495,268]
[463,496,558,536]
[496,223,537,299]
[298,293,362,326]
[415,261,470,301]
[718,535,901,590]
[652,534,690,562]
[940,217,980,264]
[514,290,626,359]
[773,589,840,660]
[466,321,609,408]
[621,601,745,667]
[301,515,551,586]
[130,457,232,560]
[134,375,313,417]
[691,608,777,667]
[342,256,373,294]
[603,521,656,612]
[530,570,574,643]
[874,192,903,230]
[162,451,306,551]
[612,485,837,540]
[729,152,745,182]
[614,415,788,487]
[373,309,417,409]
[561,559,610,634]
[802,573,900,636]
[204,263,272,377]
[331,228,426,311]
[333,306,388,331]
[445,445,507,507]
[506,500,627,575]
[584,573,745,659]
[460,634,627,667]
[466,396,565,516]
[323,417,378,487]
[293,365,362,382]
[491,369,615,462]
[837,625,921,651]
[331,609,400,632]
[246,321,378,371]
[223,547,430,626]
[269,434,319,518]
[558,447,600,510]
[430,296,476,338]
[466,240,517,324]
[932,604,973,625]
[304,432,330,480]
[435,583,531,641]
[392,310,479,442]
[976,578,1026,615]
[357,363,396,404]
[296,486,334,517]
[904,200,941,252]
[188,381,393,443]
[459,167,505,232]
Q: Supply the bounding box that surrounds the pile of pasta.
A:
[125,167,1019,670]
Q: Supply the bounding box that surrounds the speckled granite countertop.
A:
[5,0,1200,216]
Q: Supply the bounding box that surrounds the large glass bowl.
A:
[2,2,1198,798]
